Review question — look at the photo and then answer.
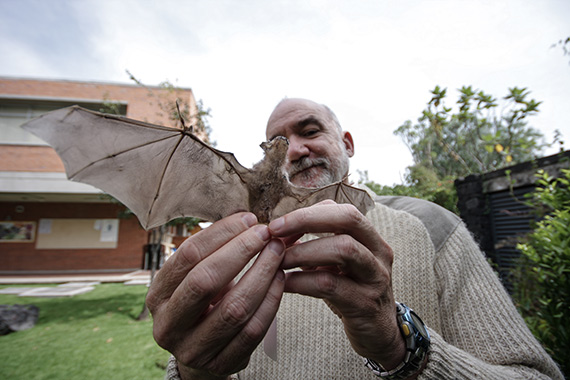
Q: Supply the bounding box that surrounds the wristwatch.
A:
[364,302,430,379]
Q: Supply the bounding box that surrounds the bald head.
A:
[266,98,342,140]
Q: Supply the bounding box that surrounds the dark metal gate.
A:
[488,185,536,291]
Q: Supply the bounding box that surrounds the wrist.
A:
[372,328,408,371]
[363,302,430,379]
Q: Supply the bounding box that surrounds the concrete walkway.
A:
[0,270,153,297]
[0,270,152,285]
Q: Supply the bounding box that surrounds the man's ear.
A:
[342,131,355,157]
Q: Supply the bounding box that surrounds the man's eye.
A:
[303,129,318,137]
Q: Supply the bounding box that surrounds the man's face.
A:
[265,99,354,188]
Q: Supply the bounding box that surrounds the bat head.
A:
[260,135,289,155]
[258,136,290,174]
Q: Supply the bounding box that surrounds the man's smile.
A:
[289,163,328,187]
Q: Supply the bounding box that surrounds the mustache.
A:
[288,156,330,177]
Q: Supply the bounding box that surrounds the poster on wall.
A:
[0,221,36,242]
[94,219,119,243]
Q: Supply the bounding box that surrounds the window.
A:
[0,98,127,145]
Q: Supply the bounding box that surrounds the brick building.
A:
[0,77,198,274]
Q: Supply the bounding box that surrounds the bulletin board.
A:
[36,218,120,249]
[0,221,36,242]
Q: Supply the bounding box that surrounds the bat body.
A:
[22,106,374,229]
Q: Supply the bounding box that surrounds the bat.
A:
[21,106,374,230]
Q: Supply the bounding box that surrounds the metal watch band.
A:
[363,302,430,379]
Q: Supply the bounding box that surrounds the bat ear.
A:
[260,136,289,152]
[260,141,270,152]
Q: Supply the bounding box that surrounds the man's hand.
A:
[146,212,286,379]
[268,201,407,371]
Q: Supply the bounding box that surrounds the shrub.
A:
[513,168,570,375]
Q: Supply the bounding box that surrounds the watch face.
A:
[410,311,429,338]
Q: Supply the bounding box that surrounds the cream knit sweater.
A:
[166,197,563,379]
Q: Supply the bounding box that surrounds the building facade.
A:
[0,77,197,274]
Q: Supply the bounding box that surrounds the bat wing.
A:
[22,106,251,229]
[271,181,375,220]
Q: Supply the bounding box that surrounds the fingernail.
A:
[275,270,285,282]
[242,213,258,227]
[254,224,271,241]
[267,239,285,256]
[268,217,284,233]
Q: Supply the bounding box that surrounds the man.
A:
[147,98,563,379]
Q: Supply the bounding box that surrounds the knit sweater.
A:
[166,196,563,379]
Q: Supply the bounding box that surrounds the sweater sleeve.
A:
[165,356,241,380]
[422,222,564,380]
[166,355,181,380]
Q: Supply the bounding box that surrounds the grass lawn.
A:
[0,283,171,380]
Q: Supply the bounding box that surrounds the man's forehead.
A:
[266,99,330,137]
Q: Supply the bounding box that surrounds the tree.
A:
[383,86,546,212]
[396,85,545,178]
[358,169,458,213]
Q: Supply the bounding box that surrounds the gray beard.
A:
[288,155,348,188]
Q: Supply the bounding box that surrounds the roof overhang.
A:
[0,171,109,203]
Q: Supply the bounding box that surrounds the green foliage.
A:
[406,165,458,213]
[193,99,214,145]
[358,169,422,198]
[385,85,546,214]
[513,169,570,375]
[357,170,458,213]
[395,85,546,179]
[0,283,170,379]
[166,216,201,230]
[99,92,123,115]
[552,36,570,64]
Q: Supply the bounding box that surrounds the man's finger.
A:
[280,234,382,282]
[269,203,377,245]
[173,239,285,368]
[148,212,258,309]
[283,270,386,320]
[206,269,285,374]
[165,224,272,327]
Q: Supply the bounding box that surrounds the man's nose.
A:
[287,136,310,162]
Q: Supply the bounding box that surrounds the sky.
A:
[1,0,569,185]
